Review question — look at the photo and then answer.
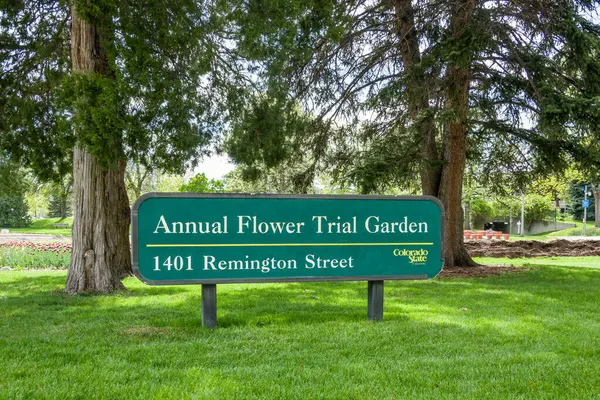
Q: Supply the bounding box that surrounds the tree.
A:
[179,173,225,193]
[25,187,49,218]
[0,152,29,197]
[1,1,248,291]
[567,182,595,222]
[592,183,600,228]
[470,198,494,229]
[228,0,600,267]
[0,152,31,228]
[222,162,320,194]
[124,161,185,204]
[0,197,31,228]
[47,177,72,219]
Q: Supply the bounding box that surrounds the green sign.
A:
[132,194,444,285]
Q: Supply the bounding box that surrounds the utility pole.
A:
[509,206,512,235]
[583,184,588,236]
[521,192,525,236]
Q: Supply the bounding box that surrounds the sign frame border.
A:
[131,192,445,285]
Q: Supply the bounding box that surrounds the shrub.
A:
[0,197,31,228]
[524,194,554,228]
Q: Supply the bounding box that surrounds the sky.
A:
[192,154,235,180]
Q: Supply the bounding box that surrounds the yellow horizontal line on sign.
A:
[146,242,434,248]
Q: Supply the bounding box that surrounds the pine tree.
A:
[567,182,595,222]
[47,178,72,219]
[0,152,31,228]
[227,0,600,267]
[1,1,248,291]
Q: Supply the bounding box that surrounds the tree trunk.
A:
[65,8,131,293]
[437,0,477,268]
[394,0,477,267]
[392,0,441,196]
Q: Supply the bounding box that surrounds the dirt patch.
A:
[466,239,600,258]
[438,265,526,279]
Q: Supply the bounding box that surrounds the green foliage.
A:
[124,160,186,203]
[179,173,224,193]
[228,0,600,194]
[45,177,72,218]
[226,97,316,170]
[222,163,320,194]
[475,193,555,228]
[470,198,495,226]
[47,196,71,219]
[0,153,29,197]
[523,194,555,228]
[62,73,125,165]
[548,225,600,237]
[0,197,31,228]
[567,182,595,221]
[1,0,249,179]
[25,190,48,218]
[490,197,520,220]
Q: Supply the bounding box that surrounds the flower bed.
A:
[0,241,71,269]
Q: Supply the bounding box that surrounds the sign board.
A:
[583,199,590,208]
[132,194,444,285]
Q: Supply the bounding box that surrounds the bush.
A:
[488,194,555,229]
[523,194,554,228]
[0,196,31,228]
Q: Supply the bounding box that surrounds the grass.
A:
[7,217,73,236]
[481,220,600,241]
[1,258,600,399]
[546,220,600,237]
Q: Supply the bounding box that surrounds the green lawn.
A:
[1,259,600,399]
[8,217,73,236]
[546,220,600,237]
[498,220,599,241]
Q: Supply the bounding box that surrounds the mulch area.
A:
[465,239,600,258]
[439,239,600,278]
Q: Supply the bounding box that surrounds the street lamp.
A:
[520,193,525,237]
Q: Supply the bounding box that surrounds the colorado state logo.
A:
[393,248,428,265]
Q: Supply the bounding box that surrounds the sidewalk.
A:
[0,233,71,243]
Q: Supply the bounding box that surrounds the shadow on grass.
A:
[1,265,599,332]
[0,274,189,298]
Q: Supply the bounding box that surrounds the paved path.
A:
[551,236,600,241]
[0,233,71,243]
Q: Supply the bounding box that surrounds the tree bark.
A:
[65,8,132,293]
[393,0,476,267]
[392,0,441,196]
[437,0,477,268]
